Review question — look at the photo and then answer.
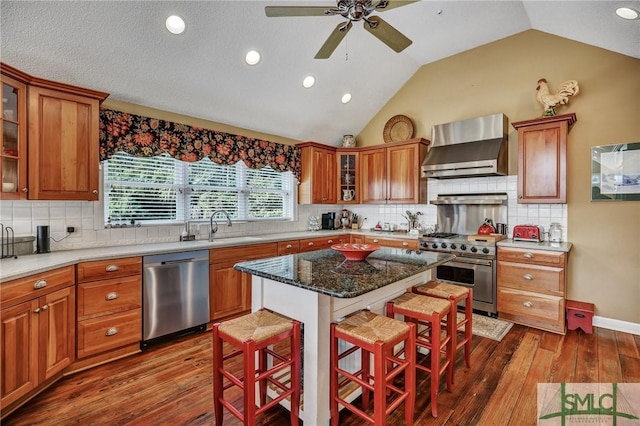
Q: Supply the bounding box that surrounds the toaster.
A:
[513,225,543,242]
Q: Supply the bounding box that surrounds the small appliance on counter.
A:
[513,225,543,242]
[321,212,336,230]
[36,225,51,253]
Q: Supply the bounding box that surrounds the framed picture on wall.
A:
[591,142,640,201]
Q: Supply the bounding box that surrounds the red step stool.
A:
[566,300,594,334]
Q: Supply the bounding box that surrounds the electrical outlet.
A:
[67,226,76,233]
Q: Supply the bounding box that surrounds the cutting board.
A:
[468,234,506,242]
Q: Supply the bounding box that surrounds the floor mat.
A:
[457,312,514,342]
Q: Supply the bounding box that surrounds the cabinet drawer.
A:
[77,309,142,358]
[498,247,565,267]
[498,287,564,323]
[278,240,300,255]
[210,243,278,263]
[298,236,346,252]
[364,236,418,249]
[498,261,564,294]
[1,266,75,309]
[77,275,142,320]
[77,257,142,283]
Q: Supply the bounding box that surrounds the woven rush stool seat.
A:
[413,280,473,376]
[213,309,301,426]
[386,292,454,418]
[330,310,416,426]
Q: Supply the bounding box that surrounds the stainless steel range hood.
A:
[421,113,509,179]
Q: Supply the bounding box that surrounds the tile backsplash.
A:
[0,175,567,252]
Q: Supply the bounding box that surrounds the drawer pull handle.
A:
[373,239,379,243]
[34,307,41,313]
[105,264,120,272]
[105,327,119,336]
[523,274,534,280]
[285,244,292,249]
[523,253,534,259]
[575,313,586,318]
[105,292,119,301]
[33,279,47,289]
[402,242,408,246]
[41,304,48,311]
[523,301,534,308]
[328,239,333,243]
[308,242,314,246]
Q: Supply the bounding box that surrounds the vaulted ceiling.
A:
[2,1,638,145]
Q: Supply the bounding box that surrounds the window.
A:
[103,152,294,226]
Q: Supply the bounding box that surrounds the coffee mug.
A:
[342,189,355,201]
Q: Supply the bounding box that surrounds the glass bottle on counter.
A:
[549,223,562,242]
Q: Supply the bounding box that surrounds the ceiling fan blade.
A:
[265,6,331,17]
[375,0,419,12]
[364,16,412,53]
[315,22,352,59]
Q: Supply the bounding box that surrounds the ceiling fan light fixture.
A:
[302,76,316,88]
[341,93,352,104]
[615,7,639,19]
[165,15,186,35]
[245,50,261,65]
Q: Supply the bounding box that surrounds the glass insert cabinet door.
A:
[1,73,27,199]
[338,151,358,203]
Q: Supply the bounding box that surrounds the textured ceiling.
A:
[1,1,638,146]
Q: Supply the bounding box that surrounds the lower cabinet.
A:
[497,246,568,334]
[210,243,279,321]
[364,235,419,250]
[1,266,75,416]
[298,235,347,253]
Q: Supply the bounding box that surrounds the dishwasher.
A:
[142,250,209,347]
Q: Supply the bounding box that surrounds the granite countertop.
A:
[497,239,573,253]
[0,229,419,283]
[234,248,455,298]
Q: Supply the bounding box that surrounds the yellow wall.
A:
[102,99,302,147]
[357,30,640,323]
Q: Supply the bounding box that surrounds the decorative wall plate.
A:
[383,115,414,143]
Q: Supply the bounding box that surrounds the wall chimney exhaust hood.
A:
[421,113,509,179]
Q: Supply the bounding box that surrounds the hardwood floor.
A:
[4,325,639,425]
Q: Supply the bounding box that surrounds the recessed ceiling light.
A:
[165,15,186,34]
[616,7,639,19]
[245,50,261,65]
[341,93,352,104]
[302,76,315,88]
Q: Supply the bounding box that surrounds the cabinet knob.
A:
[34,307,41,313]
[523,253,534,259]
[92,190,98,195]
[41,304,48,311]
[523,274,534,280]
[22,187,28,193]
[105,292,119,301]
[328,239,333,243]
[518,195,523,199]
[105,327,119,336]
[373,239,379,243]
[523,301,534,308]
[105,264,120,272]
[308,242,314,246]
[285,244,292,249]
[33,279,47,289]
[402,242,408,246]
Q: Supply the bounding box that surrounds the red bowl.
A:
[331,243,381,261]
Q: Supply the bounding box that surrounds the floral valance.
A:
[99,108,301,180]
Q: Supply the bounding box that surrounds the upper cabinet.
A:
[0,62,109,201]
[512,114,576,204]
[336,148,359,204]
[360,138,429,204]
[298,142,337,204]
[1,66,29,199]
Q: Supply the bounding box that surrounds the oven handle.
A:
[447,257,493,267]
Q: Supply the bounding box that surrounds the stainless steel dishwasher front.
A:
[142,250,209,345]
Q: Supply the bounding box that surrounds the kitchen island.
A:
[234,247,455,425]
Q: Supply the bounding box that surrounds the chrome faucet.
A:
[209,210,233,241]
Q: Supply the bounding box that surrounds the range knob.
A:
[450,244,457,250]
[470,246,478,253]
[482,247,490,254]
[460,244,467,251]
[431,243,438,249]
[440,243,447,249]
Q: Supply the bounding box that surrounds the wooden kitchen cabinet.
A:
[298,142,337,204]
[359,138,429,204]
[209,243,278,321]
[512,113,576,204]
[75,257,142,362]
[1,266,75,416]
[364,235,419,249]
[497,246,568,334]
[336,149,359,203]
[278,240,300,255]
[298,235,347,253]
[0,64,28,200]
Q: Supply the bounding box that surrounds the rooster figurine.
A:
[536,78,579,116]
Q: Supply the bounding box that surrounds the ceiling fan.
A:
[265,0,416,59]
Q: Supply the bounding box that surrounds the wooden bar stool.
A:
[330,310,416,426]
[386,292,454,418]
[212,309,301,426]
[413,280,473,375]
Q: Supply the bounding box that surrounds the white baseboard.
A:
[593,316,640,335]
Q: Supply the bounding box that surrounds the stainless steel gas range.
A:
[420,193,509,316]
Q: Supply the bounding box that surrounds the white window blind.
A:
[103,152,294,226]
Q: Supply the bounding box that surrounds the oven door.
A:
[434,256,496,314]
